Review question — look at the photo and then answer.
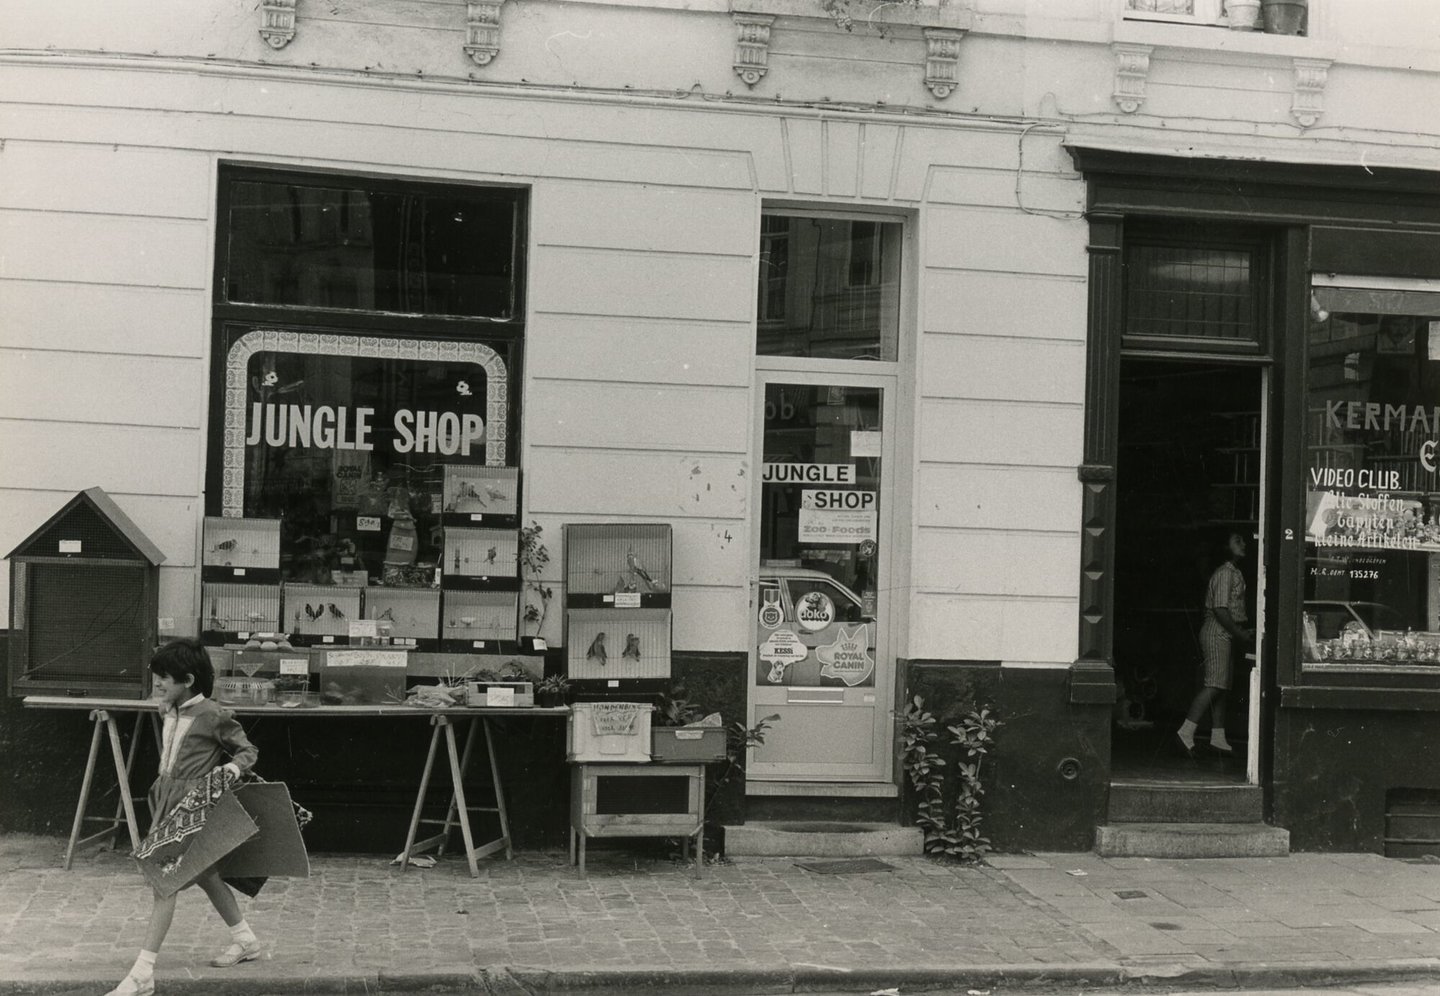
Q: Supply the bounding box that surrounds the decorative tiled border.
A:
[223,329,509,517]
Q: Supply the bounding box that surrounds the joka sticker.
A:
[794,590,836,632]
[759,629,808,684]
[816,625,874,686]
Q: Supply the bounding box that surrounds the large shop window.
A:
[207,167,525,643]
[757,214,902,361]
[1302,278,1440,671]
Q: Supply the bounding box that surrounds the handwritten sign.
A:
[323,649,408,668]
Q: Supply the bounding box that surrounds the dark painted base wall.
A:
[0,633,750,854]
[1273,706,1440,852]
[904,660,1111,853]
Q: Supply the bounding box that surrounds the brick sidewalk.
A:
[3,834,1440,993]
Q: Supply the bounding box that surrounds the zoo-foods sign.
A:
[798,489,877,544]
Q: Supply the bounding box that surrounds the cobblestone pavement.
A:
[3,835,1440,992]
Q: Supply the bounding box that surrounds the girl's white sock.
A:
[230,920,257,945]
[131,950,157,979]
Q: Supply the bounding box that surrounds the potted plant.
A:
[518,522,554,648]
[1261,0,1305,34]
[1225,0,1261,30]
[535,674,571,708]
[651,686,728,762]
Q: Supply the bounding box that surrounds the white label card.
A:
[348,619,378,639]
[614,592,641,609]
[486,686,516,707]
[851,431,882,458]
[58,540,82,554]
[357,516,381,532]
[279,658,309,675]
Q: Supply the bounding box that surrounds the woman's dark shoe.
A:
[1173,731,1196,757]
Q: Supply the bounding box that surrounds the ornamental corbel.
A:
[258,0,297,50]
[1291,57,1331,128]
[922,28,964,100]
[1111,43,1152,114]
[733,13,775,88]
[464,0,507,67]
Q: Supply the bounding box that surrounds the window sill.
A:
[1114,18,1332,60]
[731,0,972,31]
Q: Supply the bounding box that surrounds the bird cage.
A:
[201,582,283,638]
[566,608,672,681]
[201,517,281,575]
[443,527,519,579]
[440,590,519,650]
[564,523,672,601]
[442,465,520,519]
[284,584,362,643]
[363,586,441,643]
[7,487,165,698]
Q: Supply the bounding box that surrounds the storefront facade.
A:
[2,1,1438,853]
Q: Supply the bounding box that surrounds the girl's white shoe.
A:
[210,939,262,967]
[103,974,155,996]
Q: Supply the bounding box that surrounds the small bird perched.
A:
[622,634,642,661]
[485,546,498,564]
[587,632,608,667]
[626,548,659,591]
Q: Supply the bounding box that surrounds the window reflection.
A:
[226,179,519,318]
[756,216,901,361]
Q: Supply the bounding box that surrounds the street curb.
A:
[6,957,1440,994]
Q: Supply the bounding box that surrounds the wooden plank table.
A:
[22,696,568,877]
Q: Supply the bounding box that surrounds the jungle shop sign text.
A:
[246,403,485,456]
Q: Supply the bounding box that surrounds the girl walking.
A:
[107,639,264,996]
[1177,531,1255,756]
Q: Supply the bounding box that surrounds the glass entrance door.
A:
[749,375,894,784]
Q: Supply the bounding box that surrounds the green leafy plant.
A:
[901,694,1001,862]
[518,521,554,636]
[653,686,707,727]
[535,673,571,706]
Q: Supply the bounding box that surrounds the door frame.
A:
[746,368,901,789]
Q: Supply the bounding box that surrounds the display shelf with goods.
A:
[1209,411,1261,528]
[201,516,281,581]
[563,524,675,695]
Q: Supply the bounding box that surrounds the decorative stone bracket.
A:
[1291,57,1331,128]
[922,28,964,99]
[465,0,507,67]
[1111,43,1152,114]
[733,13,776,88]
[259,0,297,50]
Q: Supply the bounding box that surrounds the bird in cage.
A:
[622,634,642,662]
[304,603,324,622]
[586,632,608,667]
[327,603,347,621]
[485,546,498,565]
[626,549,659,591]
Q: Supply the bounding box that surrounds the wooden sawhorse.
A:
[64,709,157,869]
[398,713,512,878]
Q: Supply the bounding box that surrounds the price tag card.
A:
[349,619,378,639]
[614,592,641,609]
[486,686,516,707]
[279,658,309,675]
[357,516,381,532]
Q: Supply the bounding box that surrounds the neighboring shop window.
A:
[756,214,902,361]
[1301,279,1440,670]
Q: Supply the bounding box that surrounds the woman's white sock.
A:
[131,950,157,979]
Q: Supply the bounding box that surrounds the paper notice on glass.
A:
[850,430,882,458]
[1430,321,1440,360]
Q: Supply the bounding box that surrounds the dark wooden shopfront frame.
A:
[1069,148,1440,752]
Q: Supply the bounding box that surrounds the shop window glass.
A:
[219,330,511,587]
[1125,242,1259,344]
[756,215,901,362]
[225,179,520,318]
[1301,281,1440,670]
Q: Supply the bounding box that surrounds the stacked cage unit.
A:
[564,523,673,695]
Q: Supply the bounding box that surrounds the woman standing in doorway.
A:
[1177,531,1255,755]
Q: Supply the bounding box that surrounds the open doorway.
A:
[1112,358,1264,782]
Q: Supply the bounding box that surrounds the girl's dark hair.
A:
[150,638,215,697]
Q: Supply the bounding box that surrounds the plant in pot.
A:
[535,673,571,708]
[1261,0,1305,34]
[1224,0,1261,30]
[651,686,728,763]
[518,521,554,646]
